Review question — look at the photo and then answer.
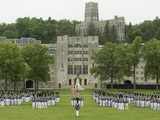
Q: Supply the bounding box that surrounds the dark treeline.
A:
[126,17,160,43]
[0,17,80,43]
[1,17,160,44]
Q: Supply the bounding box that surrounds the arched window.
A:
[58,83,61,89]
[69,79,72,86]
[80,79,82,85]
[84,79,87,86]
[95,83,98,88]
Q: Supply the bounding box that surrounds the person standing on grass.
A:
[74,97,80,117]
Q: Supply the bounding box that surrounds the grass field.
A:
[0,90,160,120]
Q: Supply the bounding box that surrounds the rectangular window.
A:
[68,65,73,75]
[74,65,77,75]
[72,65,83,75]
[67,51,88,55]
[83,65,88,74]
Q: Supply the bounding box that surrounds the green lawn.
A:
[0,90,160,120]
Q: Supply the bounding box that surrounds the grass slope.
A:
[0,90,160,120]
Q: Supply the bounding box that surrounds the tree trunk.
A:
[23,80,26,90]
[4,79,7,91]
[4,73,8,91]
[100,80,103,89]
[36,80,39,91]
[13,80,16,92]
[156,73,159,90]
[34,80,37,95]
[111,72,113,89]
[133,64,136,89]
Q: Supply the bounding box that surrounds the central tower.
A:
[85,2,99,22]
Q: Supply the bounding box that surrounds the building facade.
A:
[76,2,126,41]
[55,35,99,88]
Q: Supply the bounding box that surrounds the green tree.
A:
[128,36,143,89]
[144,39,160,89]
[22,44,53,92]
[91,42,128,88]
[0,43,27,91]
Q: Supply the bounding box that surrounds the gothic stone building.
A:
[76,2,126,41]
[55,35,99,88]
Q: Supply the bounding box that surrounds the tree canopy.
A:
[0,43,53,91]
[22,44,53,91]
[144,39,160,89]
[91,42,129,88]
[0,17,79,44]
[1,17,160,44]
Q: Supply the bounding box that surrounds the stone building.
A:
[55,35,99,88]
[76,2,126,41]
[16,37,41,46]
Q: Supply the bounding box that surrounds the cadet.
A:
[74,98,80,117]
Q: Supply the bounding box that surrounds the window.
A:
[69,79,72,86]
[68,65,73,75]
[68,51,88,55]
[80,79,82,85]
[79,65,82,74]
[83,65,88,74]
[74,65,82,75]
[74,65,77,75]
[61,64,64,68]
[84,79,87,86]
[95,83,98,88]
[68,58,88,62]
[68,44,73,48]
[58,83,61,89]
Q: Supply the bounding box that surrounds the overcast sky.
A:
[0,0,159,24]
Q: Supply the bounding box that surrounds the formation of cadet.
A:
[93,90,160,111]
[133,93,160,111]
[93,90,128,111]
[0,90,60,109]
[0,90,32,106]
[71,97,84,107]
[32,91,60,109]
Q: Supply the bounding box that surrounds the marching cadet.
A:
[47,96,52,106]
[0,96,5,106]
[124,99,129,110]
[6,95,10,106]
[32,97,36,109]
[74,98,80,117]
[55,92,60,103]
[157,99,160,111]
[51,96,56,106]
[44,97,48,108]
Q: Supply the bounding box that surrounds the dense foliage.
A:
[92,37,160,89]
[1,17,160,44]
[126,17,160,43]
[0,43,53,90]
[0,17,79,43]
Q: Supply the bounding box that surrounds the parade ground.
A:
[0,90,160,120]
